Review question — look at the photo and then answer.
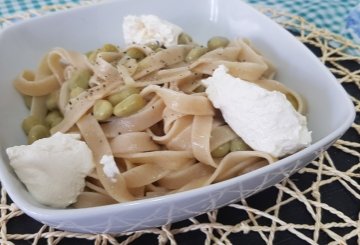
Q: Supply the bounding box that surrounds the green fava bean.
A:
[88,50,99,63]
[194,85,206,93]
[85,51,93,58]
[211,142,231,158]
[45,110,62,127]
[70,87,85,99]
[68,70,91,90]
[126,48,146,60]
[146,42,160,51]
[50,116,63,128]
[207,36,230,51]
[185,47,208,62]
[93,100,113,121]
[107,87,141,106]
[46,91,59,110]
[28,125,50,144]
[230,138,250,152]
[113,94,145,117]
[102,43,119,52]
[22,115,43,135]
[155,47,164,53]
[178,32,193,44]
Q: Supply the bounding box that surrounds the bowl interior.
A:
[0,0,354,212]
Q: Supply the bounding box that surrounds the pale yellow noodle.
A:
[171,175,211,193]
[47,51,66,83]
[133,45,192,79]
[116,151,194,170]
[192,60,268,81]
[150,115,192,145]
[122,164,170,188]
[73,192,117,208]
[137,66,193,89]
[166,124,193,151]
[200,47,242,61]
[85,181,109,196]
[230,39,267,65]
[162,107,187,133]
[140,85,214,116]
[49,47,91,71]
[206,151,276,184]
[158,163,214,190]
[30,55,59,120]
[116,64,136,85]
[110,132,160,154]
[86,52,124,88]
[58,81,70,114]
[77,113,135,202]
[176,73,203,93]
[191,115,217,167]
[13,71,59,97]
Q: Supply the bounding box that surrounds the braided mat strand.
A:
[0,3,359,245]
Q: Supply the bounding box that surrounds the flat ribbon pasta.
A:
[110,132,160,154]
[77,113,135,202]
[13,71,59,97]
[141,85,214,116]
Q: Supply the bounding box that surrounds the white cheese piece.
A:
[6,132,94,208]
[100,154,120,182]
[202,65,312,158]
[123,15,183,47]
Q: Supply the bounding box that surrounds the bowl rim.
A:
[0,0,355,222]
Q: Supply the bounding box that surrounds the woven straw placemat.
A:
[0,2,359,245]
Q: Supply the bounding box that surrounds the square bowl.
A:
[0,0,355,233]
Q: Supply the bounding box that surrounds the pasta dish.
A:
[8,22,311,208]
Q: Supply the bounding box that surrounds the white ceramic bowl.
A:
[0,0,354,233]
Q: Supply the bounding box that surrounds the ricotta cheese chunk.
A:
[6,132,94,208]
[123,15,183,47]
[202,65,312,158]
[100,154,120,182]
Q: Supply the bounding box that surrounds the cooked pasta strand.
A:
[77,113,135,202]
